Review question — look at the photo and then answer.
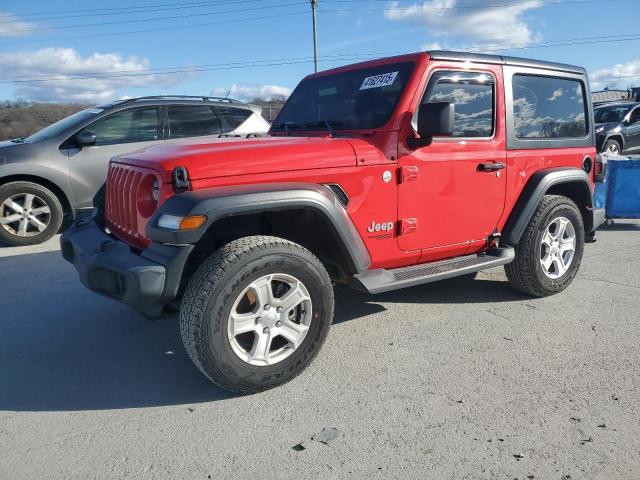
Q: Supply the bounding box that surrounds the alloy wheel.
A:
[606,142,620,155]
[0,193,51,237]
[227,273,313,366]
[540,216,576,279]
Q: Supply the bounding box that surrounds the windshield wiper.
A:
[305,120,343,138]
[10,137,25,143]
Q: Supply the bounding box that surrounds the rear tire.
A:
[180,236,334,394]
[0,181,63,247]
[505,195,584,297]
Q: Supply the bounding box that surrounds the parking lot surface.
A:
[1,222,640,479]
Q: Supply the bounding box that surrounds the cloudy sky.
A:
[0,0,638,103]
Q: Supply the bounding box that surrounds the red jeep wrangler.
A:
[62,51,605,393]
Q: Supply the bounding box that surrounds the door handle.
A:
[477,162,506,172]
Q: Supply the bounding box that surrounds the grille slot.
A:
[106,163,153,248]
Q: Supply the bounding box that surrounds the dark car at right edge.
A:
[594,102,640,155]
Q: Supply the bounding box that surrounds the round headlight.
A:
[152,178,160,202]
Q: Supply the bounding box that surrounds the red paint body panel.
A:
[104,51,595,273]
[397,61,507,260]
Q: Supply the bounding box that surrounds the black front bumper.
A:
[60,219,193,318]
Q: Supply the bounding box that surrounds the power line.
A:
[0,2,302,34]
[0,10,311,46]
[2,0,634,22]
[2,33,640,85]
[1,0,635,33]
[0,0,266,19]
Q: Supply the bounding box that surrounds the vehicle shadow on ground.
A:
[0,252,527,412]
[334,274,530,324]
[0,251,232,412]
[599,222,640,231]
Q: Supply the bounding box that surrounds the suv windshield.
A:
[24,107,102,143]
[273,61,415,131]
[594,104,633,123]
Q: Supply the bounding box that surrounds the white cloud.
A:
[421,42,443,50]
[590,59,640,90]
[385,0,543,49]
[0,12,35,37]
[0,47,183,103]
[212,84,292,101]
[547,88,563,101]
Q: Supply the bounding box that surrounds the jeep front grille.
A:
[105,163,156,249]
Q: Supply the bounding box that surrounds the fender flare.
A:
[597,132,625,152]
[501,167,593,245]
[145,182,371,273]
[0,164,76,215]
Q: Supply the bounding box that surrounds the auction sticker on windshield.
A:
[360,71,399,90]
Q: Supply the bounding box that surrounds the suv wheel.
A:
[505,195,584,297]
[603,139,621,155]
[180,236,334,394]
[0,181,63,247]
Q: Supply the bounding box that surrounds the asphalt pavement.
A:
[1,222,640,479]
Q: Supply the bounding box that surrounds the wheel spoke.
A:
[229,312,257,337]
[0,213,21,225]
[559,238,575,254]
[278,319,308,349]
[23,194,35,210]
[275,281,310,312]
[541,253,554,272]
[541,230,554,248]
[552,257,566,277]
[250,276,274,310]
[28,215,48,232]
[17,218,28,236]
[556,218,569,240]
[249,330,273,364]
[2,199,23,214]
[30,206,50,216]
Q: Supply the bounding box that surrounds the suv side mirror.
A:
[75,131,96,147]
[408,102,455,148]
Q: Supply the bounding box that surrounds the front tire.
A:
[505,195,585,297]
[0,181,63,246]
[603,139,621,156]
[180,236,334,394]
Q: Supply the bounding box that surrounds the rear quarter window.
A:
[215,106,252,131]
[512,75,587,139]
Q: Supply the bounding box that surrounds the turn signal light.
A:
[179,215,207,230]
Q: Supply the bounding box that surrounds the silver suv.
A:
[0,96,270,246]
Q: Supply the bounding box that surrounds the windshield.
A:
[24,107,103,143]
[594,105,632,123]
[273,61,415,131]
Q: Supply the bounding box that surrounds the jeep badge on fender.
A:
[62,50,604,394]
[368,221,394,233]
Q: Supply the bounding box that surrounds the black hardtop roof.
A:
[428,50,586,75]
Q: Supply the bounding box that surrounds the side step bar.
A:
[352,247,515,294]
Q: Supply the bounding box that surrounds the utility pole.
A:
[310,0,319,73]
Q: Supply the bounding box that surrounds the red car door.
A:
[397,63,507,261]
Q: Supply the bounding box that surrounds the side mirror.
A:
[408,102,455,148]
[75,130,96,147]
